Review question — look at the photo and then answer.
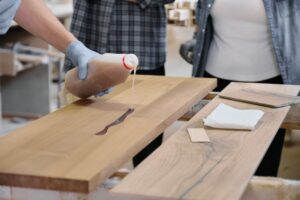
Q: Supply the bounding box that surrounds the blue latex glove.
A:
[0,0,21,35]
[65,41,98,80]
[66,41,112,96]
[94,87,113,97]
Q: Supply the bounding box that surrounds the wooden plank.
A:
[0,75,216,193]
[219,87,300,108]
[113,82,300,200]
[180,91,300,130]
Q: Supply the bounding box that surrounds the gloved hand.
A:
[66,41,112,96]
[65,41,99,80]
[94,87,113,97]
[0,0,21,35]
[179,39,196,64]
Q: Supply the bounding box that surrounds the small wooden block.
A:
[187,128,210,143]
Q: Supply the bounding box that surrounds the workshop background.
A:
[0,0,299,198]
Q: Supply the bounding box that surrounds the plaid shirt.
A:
[65,0,174,71]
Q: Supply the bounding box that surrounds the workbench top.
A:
[0,75,216,193]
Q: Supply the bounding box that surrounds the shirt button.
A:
[202,28,206,33]
[198,53,201,56]
[208,4,212,8]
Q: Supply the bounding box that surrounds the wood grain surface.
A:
[113,82,300,200]
[0,75,216,193]
[219,84,300,108]
[181,91,300,130]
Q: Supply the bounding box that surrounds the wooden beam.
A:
[112,82,300,200]
[0,75,216,193]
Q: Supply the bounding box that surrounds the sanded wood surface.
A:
[180,91,300,130]
[113,82,300,200]
[219,86,300,108]
[0,75,216,193]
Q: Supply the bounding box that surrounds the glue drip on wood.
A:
[96,61,138,136]
[130,66,137,109]
[96,108,134,135]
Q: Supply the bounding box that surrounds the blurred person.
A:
[65,0,175,166]
[180,0,300,176]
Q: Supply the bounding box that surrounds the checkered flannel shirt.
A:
[64,0,174,71]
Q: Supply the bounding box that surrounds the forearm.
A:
[14,0,76,52]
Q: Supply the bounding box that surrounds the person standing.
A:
[180,0,300,176]
[65,0,175,166]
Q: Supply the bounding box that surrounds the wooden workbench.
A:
[0,75,216,195]
[113,82,300,200]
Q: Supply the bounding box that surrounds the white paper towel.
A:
[203,103,264,130]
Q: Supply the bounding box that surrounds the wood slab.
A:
[219,85,300,108]
[113,82,300,200]
[180,91,300,130]
[0,75,216,193]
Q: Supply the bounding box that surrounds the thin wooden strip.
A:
[219,84,300,108]
[113,83,300,200]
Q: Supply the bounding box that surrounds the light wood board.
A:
[219,85,300,108]
[113,82,300,200]
[180,91,300,130]
[0,75,216,193]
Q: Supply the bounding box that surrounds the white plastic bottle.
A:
[64,53,139,98]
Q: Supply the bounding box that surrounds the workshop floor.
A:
[1,24,299,181]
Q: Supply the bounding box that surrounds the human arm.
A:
[179,25,198,64]
[180,38,196,64]
[14,0,76,52]
[14,0,101,80]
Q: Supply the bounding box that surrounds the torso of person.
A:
[107,1,167,70]
[205,0,280,82]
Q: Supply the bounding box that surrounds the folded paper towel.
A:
[203,103,264,130]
